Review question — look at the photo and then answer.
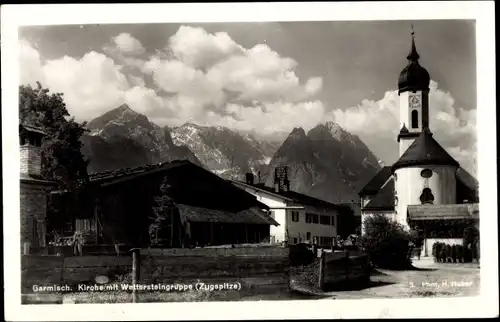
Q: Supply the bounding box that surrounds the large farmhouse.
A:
[48,160,278,248]
[358,31,479,257]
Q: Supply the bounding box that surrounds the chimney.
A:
[20,125,44,177]
[274,166,290,193]
[245,172,254,185]
[283,178,290,192]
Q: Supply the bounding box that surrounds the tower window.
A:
[411,110,419,129]
[420,188,435,204]
[421,169,433,178]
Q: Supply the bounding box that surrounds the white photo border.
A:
[2,1,497,320]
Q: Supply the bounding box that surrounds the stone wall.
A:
[20,145,41,176]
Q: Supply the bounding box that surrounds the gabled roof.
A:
[408,203,479,221]
[88,160,189,185]
[231,180,348,212]
[177,204,279,226]
[363,179,395,211]
[358,166,392,196]
[456,167,479,191]
[19,123,46,136]
[88,160,269,214]
[392,128,459,170]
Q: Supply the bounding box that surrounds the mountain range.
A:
[81,104,381,205]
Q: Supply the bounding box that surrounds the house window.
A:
[306,213,319,224]
[331,216,336,226]
[320,215,331,225]
[411,110,419,129]
[293,238,298,244]
[306,232,311,241]
[420,188,435,204]
[291,211,300,222]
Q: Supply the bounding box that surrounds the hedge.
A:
[432,242,478,263]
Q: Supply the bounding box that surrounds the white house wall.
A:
[395,165,457,227]
[285,205,339,244]
[232,184,339,245]
[232,186,288,243]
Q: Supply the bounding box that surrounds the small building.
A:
[19,124,56,251]
[231,168,354,246]
[51,160,278,248]
[358,30,479,257]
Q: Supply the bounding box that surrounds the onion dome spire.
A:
[398,26,430,94]
[407,25,420,61]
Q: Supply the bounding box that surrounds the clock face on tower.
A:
[409,93,421,108]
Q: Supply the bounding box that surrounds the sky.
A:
[18,20,477,175]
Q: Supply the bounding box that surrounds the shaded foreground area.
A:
[290,258,480,299]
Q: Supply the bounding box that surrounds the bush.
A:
[445,245,452,262]
[456,245,464,263]
[361,214,412,269]
[432,242,475,263]
[450,245,457,263]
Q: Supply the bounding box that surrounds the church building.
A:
[358,31,479,257]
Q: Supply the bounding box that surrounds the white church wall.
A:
[395,165,458,227]
[399,91,410,129]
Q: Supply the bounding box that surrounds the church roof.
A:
[363,179,395,211]
[398,30,430,94]
[358,166,392,196]
[456,167,479,191]
[407,203,479,221]
[397,124,420,142]
[392,128,459,170]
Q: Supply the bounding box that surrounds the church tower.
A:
[397,28,431,156]
[392,28,459,228]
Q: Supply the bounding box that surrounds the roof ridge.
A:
[393,129,459,170]
[88,160,191,181]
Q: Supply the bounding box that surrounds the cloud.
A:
[203,100,326,135]
[112,33,146,56]
[329,80,477,175]
[168,26,244,69]
[19,40,45,86]
[18,28,476,176]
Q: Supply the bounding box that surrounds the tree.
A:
[149,176,176,246]
[20,83,91,228]
[361,214,413,269]
[19,82,90,189]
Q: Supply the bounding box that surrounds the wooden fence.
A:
[22,245,290,302]
[318,249,371,290]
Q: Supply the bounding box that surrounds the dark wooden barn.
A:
[50,160,278,248]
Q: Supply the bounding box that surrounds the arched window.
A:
[420,188,435,204]
[411,110,419,129]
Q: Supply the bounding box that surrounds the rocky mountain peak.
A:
[87,103,151,132]
[288,127,307,140]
